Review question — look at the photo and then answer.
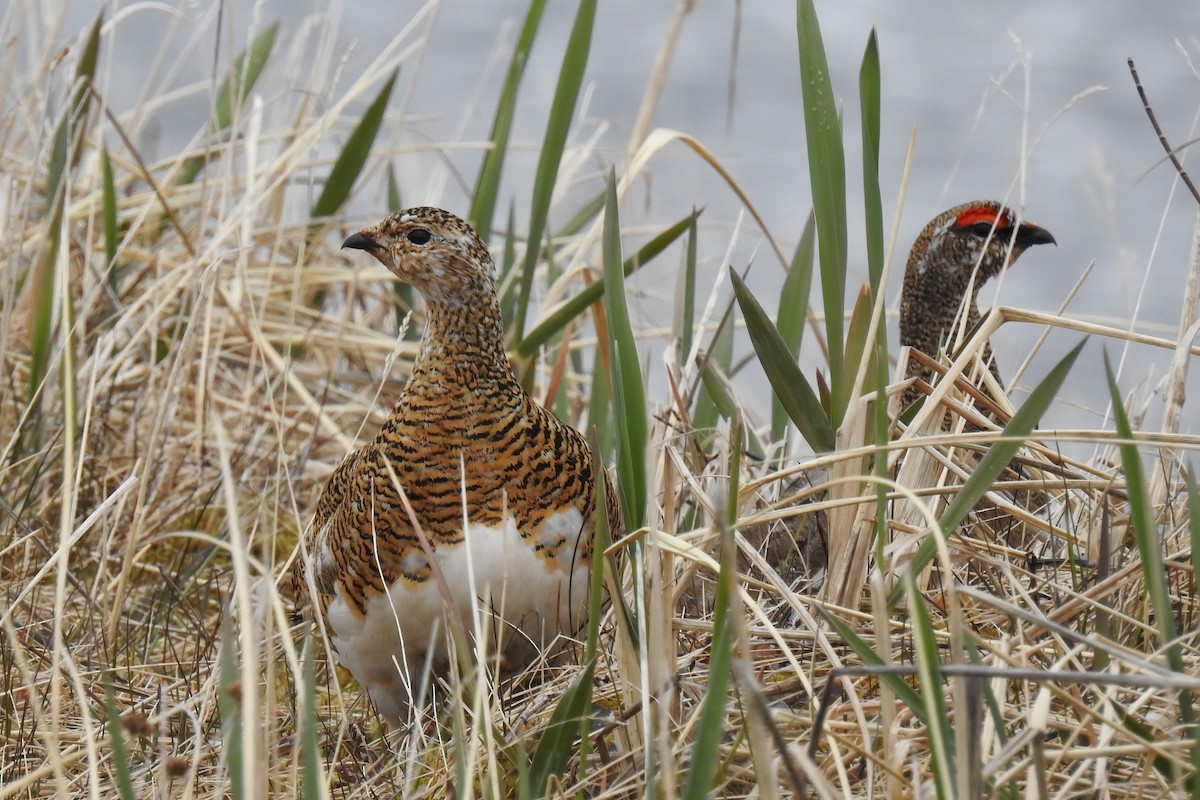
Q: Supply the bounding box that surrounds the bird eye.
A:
[406,228,432,245]
[968,221,1004,238]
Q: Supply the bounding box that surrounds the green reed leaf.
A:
[469,0,547,242]
[511,0,596,343]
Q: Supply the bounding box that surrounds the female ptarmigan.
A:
[298,207,621,724]
[900,200,1055,408]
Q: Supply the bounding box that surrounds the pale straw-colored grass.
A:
[4,4,1200,799]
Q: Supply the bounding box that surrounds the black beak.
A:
[1015,223,1056,248]
[343,232,381,252]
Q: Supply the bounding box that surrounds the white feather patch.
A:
[324,509,589,723]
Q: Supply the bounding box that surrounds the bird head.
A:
[900,200,1055,363]
[342,207,496,305]
[907,200,1056,291]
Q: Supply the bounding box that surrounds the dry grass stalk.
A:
[4,7,1200,799]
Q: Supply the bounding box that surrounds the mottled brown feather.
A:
[295,208,620,720]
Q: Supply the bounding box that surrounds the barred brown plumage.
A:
[295,207,621,724]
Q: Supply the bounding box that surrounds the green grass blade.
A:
[45,116,68,211]
[527,659,595,795]
[731,267,835,452]
[858,29,891,558]
[103,684,137,800]
[859,29,884,290]
[508,187,604,320]
[771,211,816,444]
[309,69,398,223]
[796,0,848,423]
[698,358,740,422]
[214,22,278,132]
[964,638,1009,755]
[675,212,699,366]
[601,172,646,531]
[451,691,469,800]
[585,431,615,662]
[588,346,614,465]
[497,204,521,322]
[859,29,891,561]
[101,145,118,284]
[905,570,956,800]
[511,0,596,343]
[524,434,613,794]
[553,189,606,239]
[218,617,243,796]
[517,209,698,358]
[468,0,547,242]
[1103,352,1193,727]
[819,609,924,712]
[1104,349,1180,643]
[45,12,101,207]
[535,441,614,800]
[31,14,101,400]
[503,187,602,327]
[693,300,734,435]
[178,22,279,185]
[1116,706,1195,794]
[843,284,875,398]
[682,419,740,800]
[28,215,61,401]
[299,632,324,800]
[888,339,1086,607]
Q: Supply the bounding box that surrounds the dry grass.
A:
[4,5,1200,800]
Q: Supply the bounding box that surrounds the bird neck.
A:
[901,269,999,388]
[405,289,521,398]
[911,295,982,358]
[900,252,986,358]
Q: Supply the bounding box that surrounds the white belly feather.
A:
[323,509,590,723]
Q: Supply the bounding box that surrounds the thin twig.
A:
[1128,57,1200,206]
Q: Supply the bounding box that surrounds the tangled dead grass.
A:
[4,5,1200,799]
